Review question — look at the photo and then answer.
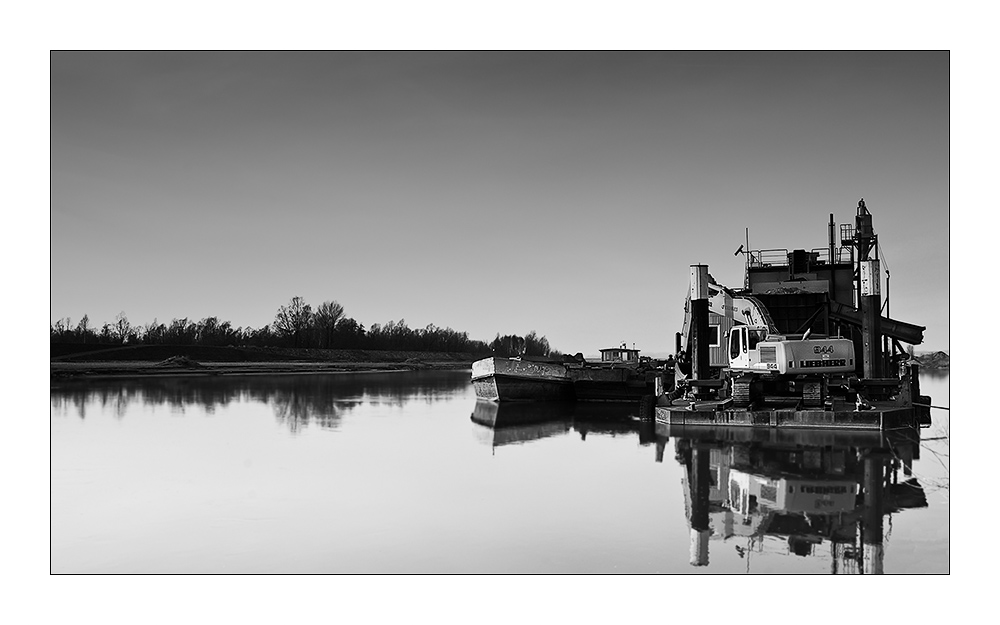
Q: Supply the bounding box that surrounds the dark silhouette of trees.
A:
[76,315,91,342]
[50,297,539,356]
[273,296,312,347]
[490,333,524,357]
[167,318,197,345]
[333,317,366,349]
[142,319,166,344]
[50,317,72,341]
[524,331,550,357]
[113,311,132,344]
[191,316,240,346]
[489,331,551,357]
[242,324,276,347]
[50,315,99,344]
[313,301,345,349]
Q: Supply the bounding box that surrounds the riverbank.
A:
[914,351,949,372]
[51,344,479,380]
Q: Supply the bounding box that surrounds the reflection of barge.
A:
[471,399,576,428]
[471,399,643,429]
[470,400,649,449]
[471,344,667,404]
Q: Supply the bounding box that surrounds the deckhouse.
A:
[599,343,640,363]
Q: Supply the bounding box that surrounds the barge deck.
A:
[656,399,924,430]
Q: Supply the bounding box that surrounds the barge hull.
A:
[655,405,918,431]
[472,375,574,402]
[471,356,659,403]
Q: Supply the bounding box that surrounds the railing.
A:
[833,246,853,265]
[748,246,854,268]
[839,223,855,245]
[748,248,790,268]
[812,247,853,265]
[810,248,830,264]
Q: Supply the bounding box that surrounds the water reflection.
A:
[470,401,654,448]
[663,425,928,573]
[470,400,935,573]
[50,370,946,572]
[50,371,470,433]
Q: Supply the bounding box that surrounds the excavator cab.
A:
[728,326,772,372]
[729,327,745,362]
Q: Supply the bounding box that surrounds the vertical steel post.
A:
[828,212,836,265]
[744,228,750,290]
[862,452,887,574]
[861,258,883,379]
[689,444,712,566]
[690,265,711,393]
[828,213,837,336]
[856,201,882,379]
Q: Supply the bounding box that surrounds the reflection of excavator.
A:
[677,270,856,408]
[669,426,929,572]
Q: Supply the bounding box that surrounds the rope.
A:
[877,240,890,274]
[884,433,950,496]
[913,402,949,410]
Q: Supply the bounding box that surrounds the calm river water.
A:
[50,370,949,574]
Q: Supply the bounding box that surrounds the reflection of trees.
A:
[262,373,466,432]
[267,376,351,433]
[51,379,245,418]
[50,371,470,433]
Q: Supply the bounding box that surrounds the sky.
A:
[14,2,996,614]
[51,51,950,354]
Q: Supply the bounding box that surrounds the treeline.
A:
[50,296,557,357]
[488,332,552,358]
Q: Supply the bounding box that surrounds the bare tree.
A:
[76,314,91,343]
[142,318,166,344]
[273,296,313,347]
[113,311,131,344]
[524,330,550,357]
[313,300,345,349]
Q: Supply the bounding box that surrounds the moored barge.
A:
[471,357,574,402]
[472,344,667,403]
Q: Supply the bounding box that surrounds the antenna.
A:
[744,227,750,290]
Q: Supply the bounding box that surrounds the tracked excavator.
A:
[675,272,855,408]
[672,200,929,419]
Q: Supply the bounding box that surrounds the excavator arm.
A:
[728,293,779,334]
[676,274,779,376]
